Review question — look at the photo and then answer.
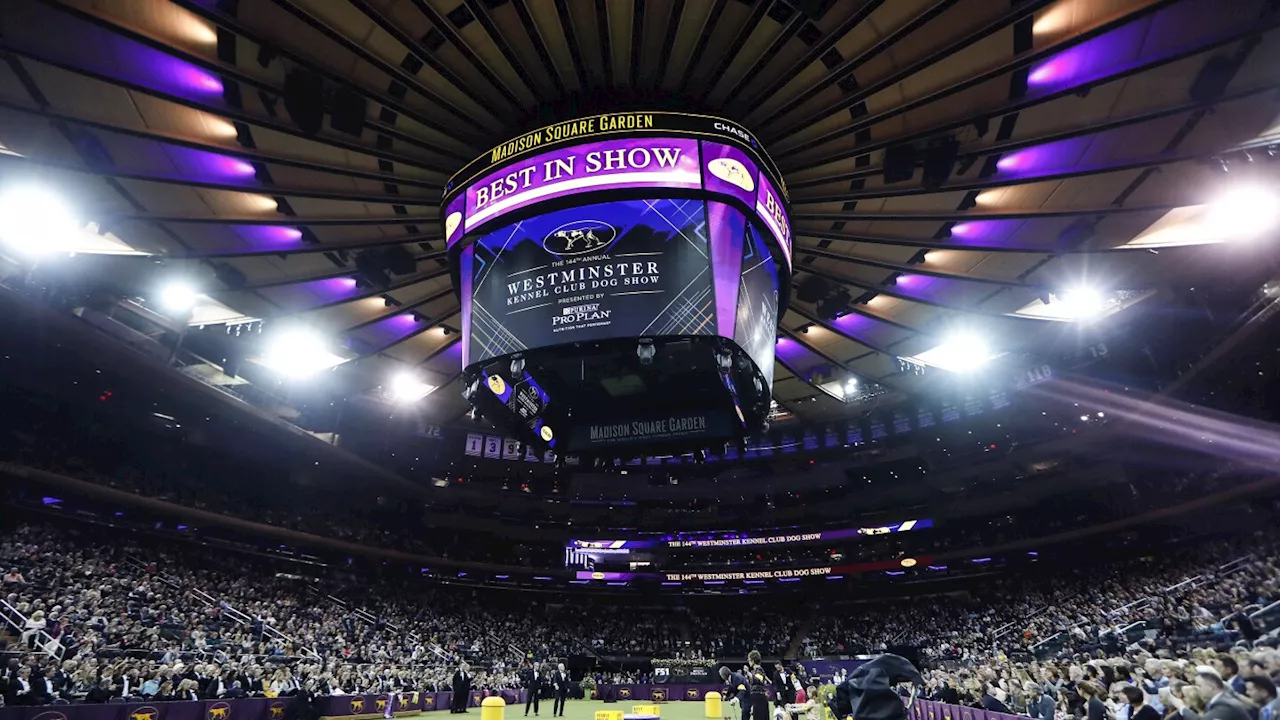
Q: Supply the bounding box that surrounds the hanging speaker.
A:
[283,70,325,136]
[1189,56,1238,104]
[882,144,917,184]
[330,87,367,138]
[921,135,959,190]
[383,246,417,276]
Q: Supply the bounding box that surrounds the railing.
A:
[0,598,65,661]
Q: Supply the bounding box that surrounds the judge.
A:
[452,663,472,714]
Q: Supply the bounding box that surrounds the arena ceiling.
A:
[1,0,1279,424]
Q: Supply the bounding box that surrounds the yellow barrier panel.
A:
[595,711,624,720]
[704,692,722,719]
[481,696,506,720]
[632,706,661,716]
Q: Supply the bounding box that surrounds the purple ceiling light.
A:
[995,136,1094,177]
[1027,21,1149,94]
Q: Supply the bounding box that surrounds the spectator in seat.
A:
[1026,682,1058,720]
[1194,669,1252,720]
[20,610,45,648]
[1079,681,1109,720]
[1123,686,1161,720]
[1213,658,1246,695]
[1244,677,1278,720]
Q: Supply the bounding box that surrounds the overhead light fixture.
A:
[0,185,82,255]
[257,327,347,379]
[1056,287,1107,320]
[158,282,200,313]
[1204,184,1280,240]
[388,371,435,403]
[907,333,994,373]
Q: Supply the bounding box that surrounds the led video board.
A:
[444,134,791,271]
[464,198,716,366]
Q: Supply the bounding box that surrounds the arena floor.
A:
[506,699,721,720]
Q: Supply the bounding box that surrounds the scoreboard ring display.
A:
[445,112,793,456]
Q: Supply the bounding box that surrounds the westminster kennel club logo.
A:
[542,220,617,256]
[270,703,286,719]
[32,711,69,720]
[375,698,388,712]
[424,695,435,709]
[686,688,701,700]
[350,698,366,714]
[207,702,231,720]
[651,689,667,702]
[618,688,633,699]
[130,706,161,720]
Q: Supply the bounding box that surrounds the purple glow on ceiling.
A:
[995,136,1093,177]
[161,147,255,181]
[775,335,832,381]
[887,273,950,302]
[1027,20,1149,94]
[948,220,1022,246]
[121,43,225,99]
[423,338,464,374]
[232,225,304,247]
[300,277,360,304]
[349,312,423,349]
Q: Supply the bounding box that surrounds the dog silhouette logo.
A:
[350,698,366,714]
[652,689,666,702]
[618,688,632,699]
[207,703,231,720]
[33,711,69,720]
[376,698,388,712]
[131,707,160,720]
[687,688,700,699]
[270,703,286,719]
[707,157,755,193]
[542,221,617,257]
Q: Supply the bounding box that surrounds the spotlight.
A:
[1056,287,1107,320]
[158,283,200,313]
[637,339,655,366]
[389,371,435,403]
[258,327,346,379]
[1205,184,1280,239]
[442,327,452,335]
[0,185,82,255]
[921,334,992,373]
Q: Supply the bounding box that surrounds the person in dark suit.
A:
[552,663,569,717]
[523,662,543,717]
[1194,670,1254,720]
[746,651,771,720]
[452,663,472,714]
[774,663,795,712]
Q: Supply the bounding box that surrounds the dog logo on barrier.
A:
[376,698,388,712]
[687,688,701,699]
[207,703,231,720]
[351,698,366,714]
[618,688,632,699]
[131,707,160,720]
[33,711,69,720]
[652,689,666,702]
[543,220,617,256]
[270,703,286,719]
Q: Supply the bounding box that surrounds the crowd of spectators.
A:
[1,509,1274,712]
